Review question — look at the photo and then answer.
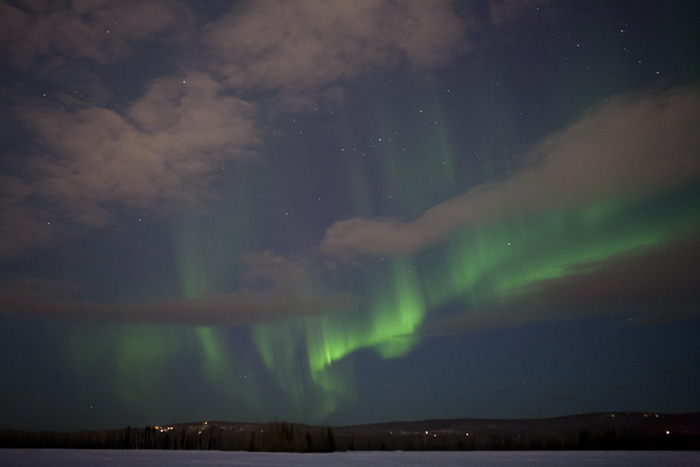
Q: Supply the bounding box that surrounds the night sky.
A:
[1,0,700,432]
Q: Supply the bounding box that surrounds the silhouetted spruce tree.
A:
[325,427,336,452]
[304,430,313,452]
[248,431,257,452]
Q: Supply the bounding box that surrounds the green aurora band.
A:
[62,187,700,421]
[252,189,700,417]
[421,195,700,309]
[251,256,426,417]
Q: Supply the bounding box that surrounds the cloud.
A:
[206,0,466,109]
[0,1,473,256]
[320,87,700,260]
[0,176,68,256]
[0,286,356,327]
[0,0,471,258]
[425,230,700,334]
[0,0,189,72]
[0,71,257,256]
[0,253,358,326]
[240,251,314,291]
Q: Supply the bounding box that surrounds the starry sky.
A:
[1,0,700,432]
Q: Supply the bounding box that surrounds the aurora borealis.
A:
[1,1,700,431]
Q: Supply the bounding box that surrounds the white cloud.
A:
[206,0,466,108]
[320,87,700,260]
[1,72,257,255]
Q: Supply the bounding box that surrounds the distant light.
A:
[666,431,670,435]
[466,433,469,436]
[425,431,428,435]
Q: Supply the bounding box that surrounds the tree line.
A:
[1,421,698,451]
[0,421,336,452]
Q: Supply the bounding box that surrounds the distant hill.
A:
[2,412,698,451]
[332,412,700,450]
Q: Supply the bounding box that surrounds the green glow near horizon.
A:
[64,324,185,409]
[64,212,268,415]
[62,322,266,421]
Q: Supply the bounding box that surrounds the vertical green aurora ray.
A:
[171,218,228,390]
[251,256,427,417]
[417,82,456,186]
[365,83,457,215]
[118,205,264,410]
[172,216,209,300]
[338,81,458,221]
[172,166,258,299]
[193,326,265,413]
[253,318,308,403]
[250,317,355,420]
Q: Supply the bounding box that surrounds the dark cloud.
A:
[0,253,358,326]
[320,87,700,260]
[0,286,356,327]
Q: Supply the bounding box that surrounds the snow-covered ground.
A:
[1,449,698,466]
